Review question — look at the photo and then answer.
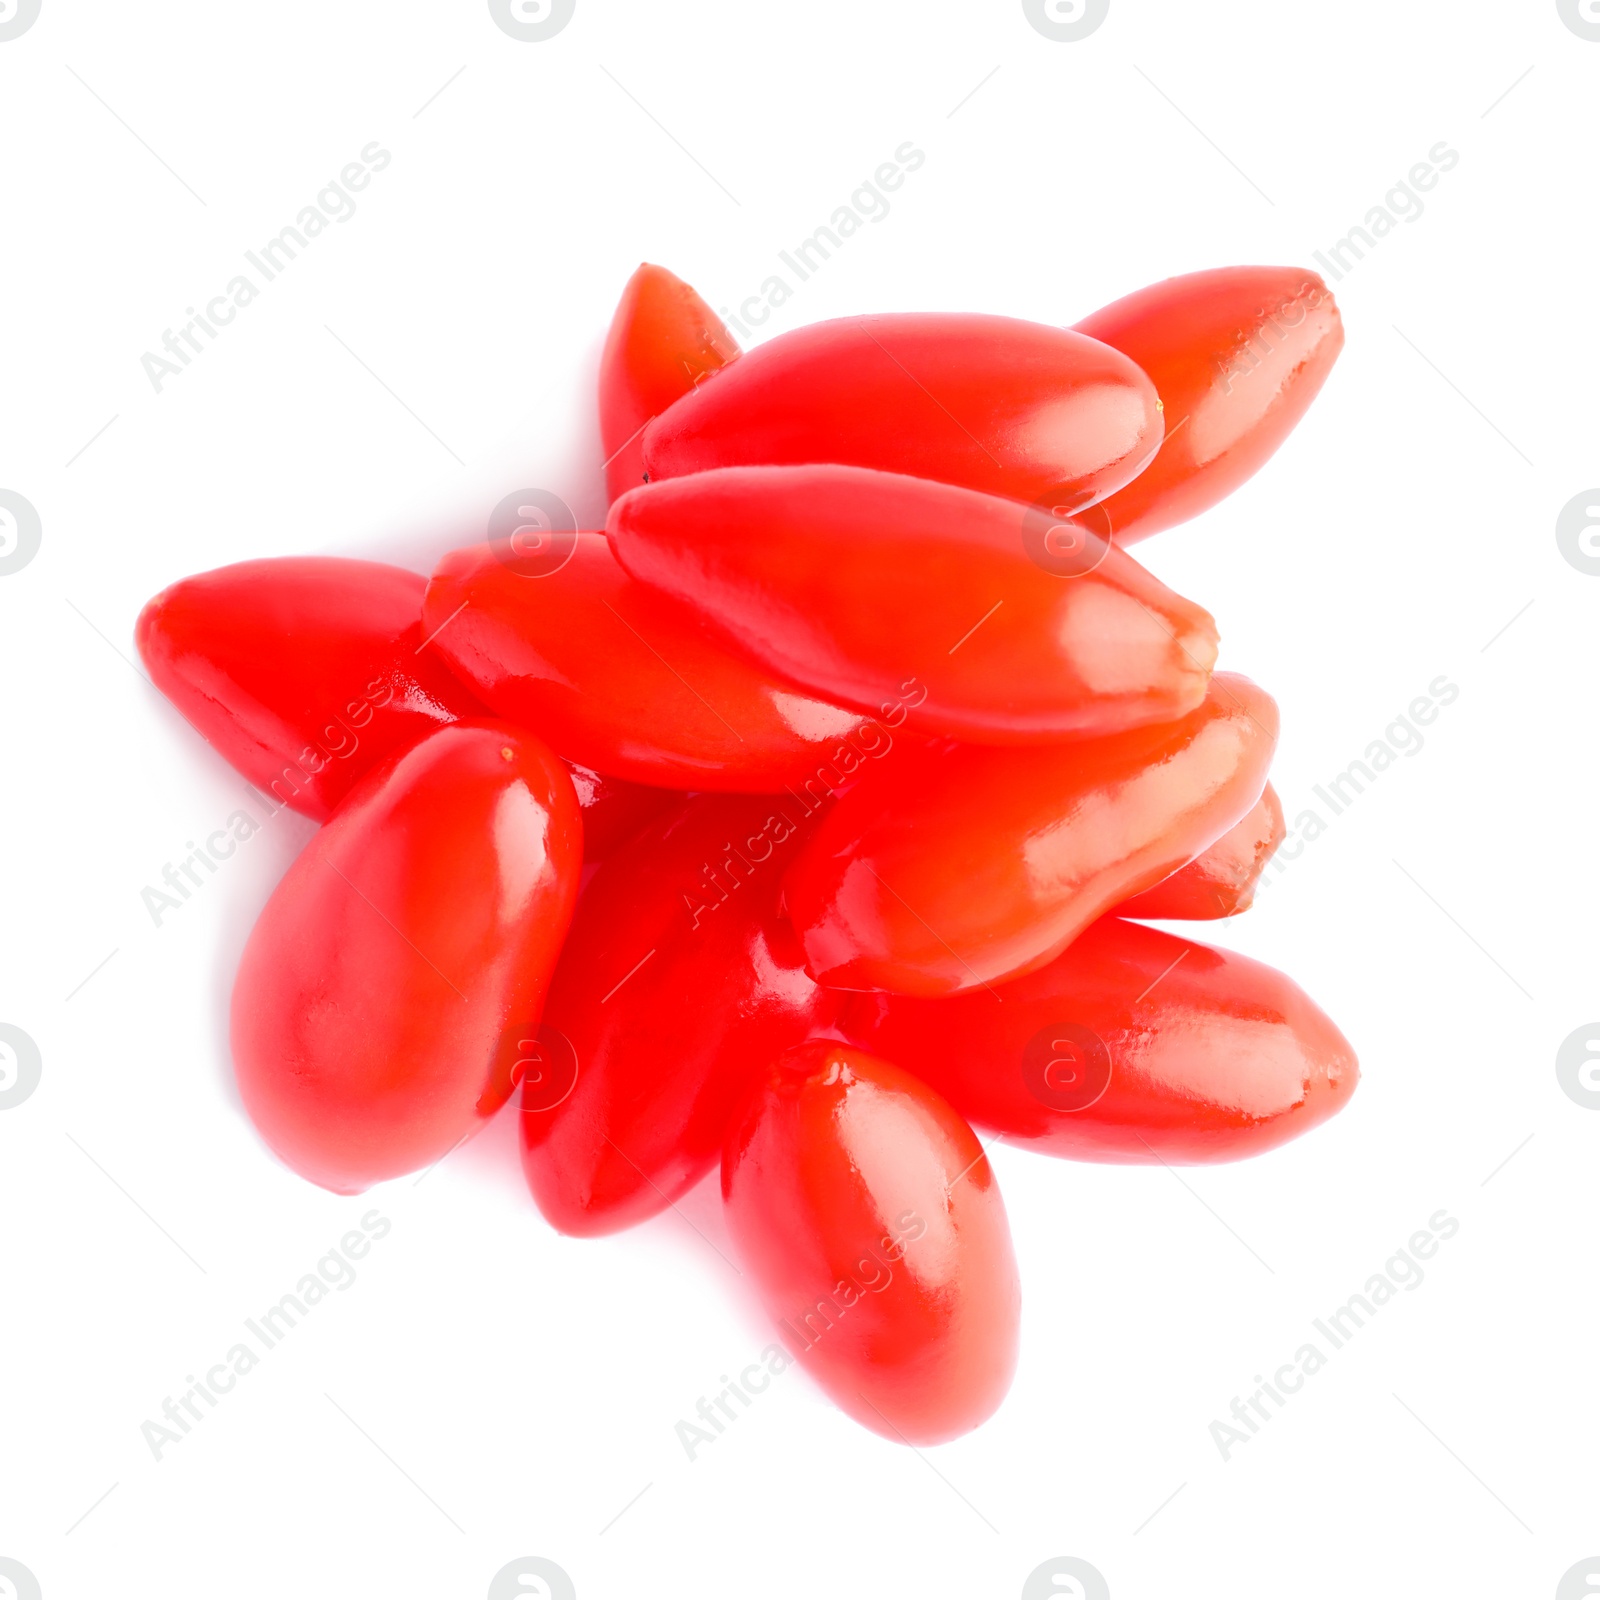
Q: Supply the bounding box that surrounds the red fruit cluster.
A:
[137,261,1352,1445]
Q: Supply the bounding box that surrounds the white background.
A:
[2,2,1596,1596]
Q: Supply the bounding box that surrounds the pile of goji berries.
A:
[138,262,1354,1443]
